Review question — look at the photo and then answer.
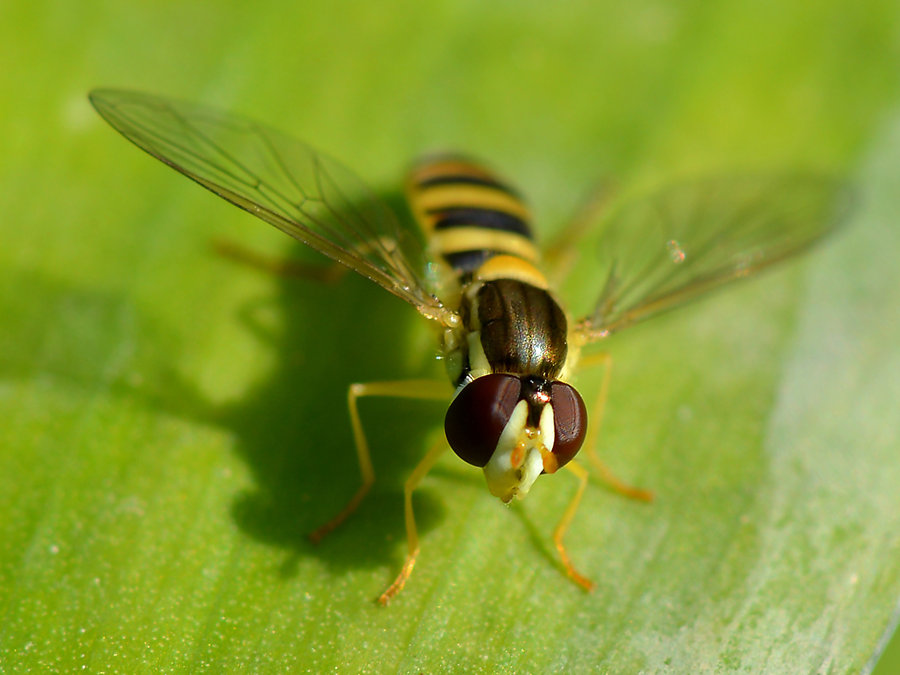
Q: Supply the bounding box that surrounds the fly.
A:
[89,89,850,604]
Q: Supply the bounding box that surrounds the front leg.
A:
[554,460,595,591]
[309,379,450,543]
[378,438,449,605]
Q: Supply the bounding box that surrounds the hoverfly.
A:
[89,89,849,604]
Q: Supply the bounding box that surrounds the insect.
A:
[89,89,849,604]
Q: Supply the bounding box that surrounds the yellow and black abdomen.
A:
[406,155,540,276]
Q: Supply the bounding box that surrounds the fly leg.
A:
[309,379,449,544]
[212,233,405,282]
[578,351,654,502]
[212,238,347,282]
[544,180,616,288]
[378,438,448,605]
[554,460,595,591]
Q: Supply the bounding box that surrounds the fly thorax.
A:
[475,279,568,379]
[447,277,570,388]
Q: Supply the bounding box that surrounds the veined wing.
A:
[577,172,853,340]
[89,89,455,326]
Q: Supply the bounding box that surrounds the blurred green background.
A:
[2,1,900,672]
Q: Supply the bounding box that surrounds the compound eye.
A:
[549,382,587,468]
[445,374,521,467]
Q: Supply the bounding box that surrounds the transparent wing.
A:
[89,89,455,326]
[579,172,853,339]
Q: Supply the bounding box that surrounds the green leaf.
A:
[2,1,899,672]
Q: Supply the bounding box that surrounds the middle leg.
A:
[579,351,654,502]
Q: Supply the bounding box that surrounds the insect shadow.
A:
[212,189,451,577]
[2,229,448,581]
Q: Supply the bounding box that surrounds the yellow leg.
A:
[554,460,594,591]
[211,238,347,282]
[578,351,654,503]
[308,379,449,543]
[378,438,449,605]
[544,181,616,287]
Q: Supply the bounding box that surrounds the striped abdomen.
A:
[406,155,569,385]
[406,155,539,276]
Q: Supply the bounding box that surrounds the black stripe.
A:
[417,174,521,197]
[430,207,532,238]
[443,249,495,272]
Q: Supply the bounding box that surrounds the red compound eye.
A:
[549,382,587,468]
[444,374,521,467]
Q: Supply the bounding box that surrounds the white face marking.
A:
[466,331,491,379]
[483,399,554,503]
[539,402,555,452]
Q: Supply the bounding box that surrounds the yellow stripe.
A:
[431,227,539,262]
[475,254,548,288]
[410,158,498,183]
[413,184,530,223]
